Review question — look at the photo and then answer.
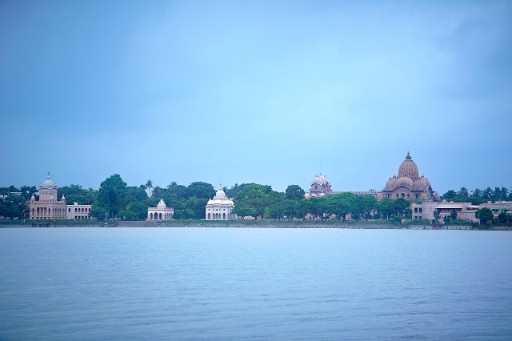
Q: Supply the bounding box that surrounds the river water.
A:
[1,227,511,340]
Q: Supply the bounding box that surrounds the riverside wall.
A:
[1,219,507,230]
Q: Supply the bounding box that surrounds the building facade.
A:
[66,203,92,220]
[305,174,333,198]
[382,152,438,201]
[147,199,174,220]
[206,188,234,220]
[29,174,67,220]
[410,201,512,223]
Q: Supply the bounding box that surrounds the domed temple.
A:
[382,152,438,201]
[147,199,174,220]
[29,173,67,220]
[305,174,333,198]
[205,188,235,220]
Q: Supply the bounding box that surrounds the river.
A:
[1,227,511,340]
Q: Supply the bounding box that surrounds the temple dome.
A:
[398,152,419,180]
[157,199,167,208]
[41,174,56,188]
[215,189,226,198]
[384,177,396,191]
[312,174,329,185]
[413,177,431,191]
[394,176,414,189]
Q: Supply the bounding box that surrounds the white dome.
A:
[157,199,167,208]
[215,189,226,198]
[312,174,329,185]
[41,174,56,188]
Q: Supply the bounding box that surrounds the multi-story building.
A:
[29,174,67,220]
[66,202,92,220]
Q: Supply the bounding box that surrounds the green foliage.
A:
[185,182,215,200]
[58,185,97,205]
[230,183,281,219]
[119,201,148,221]
[0,194,28,220]
[97,174,127,218]
[285,185,305,200]
[476,207,493,225]
[442,186,512,204]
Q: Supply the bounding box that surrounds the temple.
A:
[29,173,67,220]
[205,188,235,220]
[381,152,438,201]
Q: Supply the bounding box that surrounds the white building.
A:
[305,174,333,198]
[147,199,174,220]
[66,202,92,220]
[29,174,67,220]
[206,188,235,220]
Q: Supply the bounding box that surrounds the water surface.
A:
[1,227,511,340]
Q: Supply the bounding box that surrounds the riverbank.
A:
[1,219,511,230]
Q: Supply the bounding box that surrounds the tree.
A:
[185,182,216,200]
[442,190,457,201]
[145,180,153,197]
[97,174,127,218]
[433,209,440,221]
[58,185,97,205]
[476,207,493,225]
[285,185,305,200]
[119,201,148,221]
[0,194,27,220]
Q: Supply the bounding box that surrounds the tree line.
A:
[442,187,512,204]
[1,175,512,222]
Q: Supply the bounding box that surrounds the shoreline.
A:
[1,220,511,230]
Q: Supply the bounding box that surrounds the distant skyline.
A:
[1,1,511,194]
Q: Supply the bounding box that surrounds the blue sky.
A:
[1,0,511,194]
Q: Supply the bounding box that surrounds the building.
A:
[147,199,174,220]
[411,201,480,222]
[382,152,438,201]
[66,202,92,220]
[206,188,235,220]
[479,201,512,218]
[305,174,334,198]
[29,173,67,220]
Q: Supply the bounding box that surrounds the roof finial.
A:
[406,152,411,160]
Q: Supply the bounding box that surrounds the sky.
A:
[1,0,511,194]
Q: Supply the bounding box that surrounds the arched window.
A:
[159,213,162,220]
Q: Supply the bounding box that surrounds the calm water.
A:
[1,227,511,340]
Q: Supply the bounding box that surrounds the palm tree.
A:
[145,180,153,197]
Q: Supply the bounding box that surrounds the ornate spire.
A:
[405,152,411,160]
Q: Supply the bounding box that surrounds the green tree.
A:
[0,194,28,220]
[476,207,493,225]
[58,185,97,205]
[285,185,305,200]
[119,201,148,220]
[377,198,393,220]
[442,190,457,201]
[185,182,216,200]
[97,174,127,218]
[145,180,153,197]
